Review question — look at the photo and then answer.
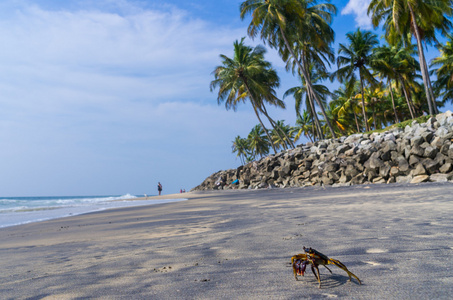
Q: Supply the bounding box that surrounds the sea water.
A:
[0,194,186,228]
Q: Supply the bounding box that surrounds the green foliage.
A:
[370,115,431,134]
[220,0,453,161]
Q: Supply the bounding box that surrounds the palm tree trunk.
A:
[311,118,317,141]
[252,106,277,154]
[353,110,360,132]
[428,79,438,114]
[388,79,400,123]
[242,80,278,154]
[372,103,377,130]
[397,75,416,119]
[424,55,439,114]
[408,3,434,115]
[306,92,324,139]
[300,54,325,139]
[279,27,336,139]
[260,104,296,149]
[359,70,370,132]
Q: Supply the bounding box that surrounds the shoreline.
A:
[1,183,453,299]
[0,195,188,229]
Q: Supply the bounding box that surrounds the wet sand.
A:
[1,183,453,299]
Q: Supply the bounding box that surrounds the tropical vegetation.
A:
[209,0,453,163]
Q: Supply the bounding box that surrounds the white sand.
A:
[1,182,453,299]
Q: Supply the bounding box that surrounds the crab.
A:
[291,247,361,288]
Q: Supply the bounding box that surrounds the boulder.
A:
[424,146,438,159]
[411,175,430,183]
[439,163,452,173]
[192,110,453,191]
[390,166,400,177]
[396,156,410,173]
[379,164,392,178]
[429,173,452,182]
[396,175,412,183]
[411,163,427,176]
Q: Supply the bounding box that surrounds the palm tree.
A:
[256,100,296,149]
[331,85,362,134]
[372,43,420,120]
[240,0,338,138]
[431,35,453,106]
[248,124,270,159]
[283,64,331,140]
[368,0,453,115]
[363,83,388,130]
[232,135,251,165]
[271,120,294,150]
[280,4,336,138]
[292,110,314,142]
[318,101,349,138]
[210,38,282,154]
[334,28,379,132]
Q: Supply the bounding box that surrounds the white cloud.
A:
[0,0,267,195]
[0,0,301,196]
[341,0,372,29]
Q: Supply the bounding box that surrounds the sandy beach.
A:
[1,183,453,299]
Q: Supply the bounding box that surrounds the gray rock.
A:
[396,156,410,173]
[351,174,366,184]
[390,166,400,177]
[344,133,363,145]
[379,164,392,178]
[372,177,387,184]
[424,146,438,159]
[412,163,427,176]
[193,110,453,191]
[439,163,452,173]
[436,126,450,138]
[396,175,412,183]
[411,175,430,183]
[410,136,424,147]
[423,159,440,174]
[436,110,453,124]
[429,173,452,182]
[410,145,425,156]
[408,155,420,166]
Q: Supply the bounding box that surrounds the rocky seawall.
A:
[192,111,453,191]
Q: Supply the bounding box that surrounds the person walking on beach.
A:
[157,182,163,195]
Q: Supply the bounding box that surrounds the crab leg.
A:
[311,265,322,288]
[328,258,362,285]
[291,256,298,280]
[323,265,333,274]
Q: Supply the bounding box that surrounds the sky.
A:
[0,0,448,196]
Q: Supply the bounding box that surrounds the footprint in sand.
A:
[321,293,338,298]
[364,261,381,266]
[366,248,388,254]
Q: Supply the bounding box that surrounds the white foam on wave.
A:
[0,194,139,213]
[0,196,186,228]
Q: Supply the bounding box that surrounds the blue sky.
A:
[0,0,447,196]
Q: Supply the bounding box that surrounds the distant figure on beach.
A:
[158,182,163,195]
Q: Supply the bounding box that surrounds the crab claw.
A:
[295,259,308,276]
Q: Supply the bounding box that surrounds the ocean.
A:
[0,194,186,228]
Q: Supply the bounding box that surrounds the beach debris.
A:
[291,247,361,288]
[153,266,172,273]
